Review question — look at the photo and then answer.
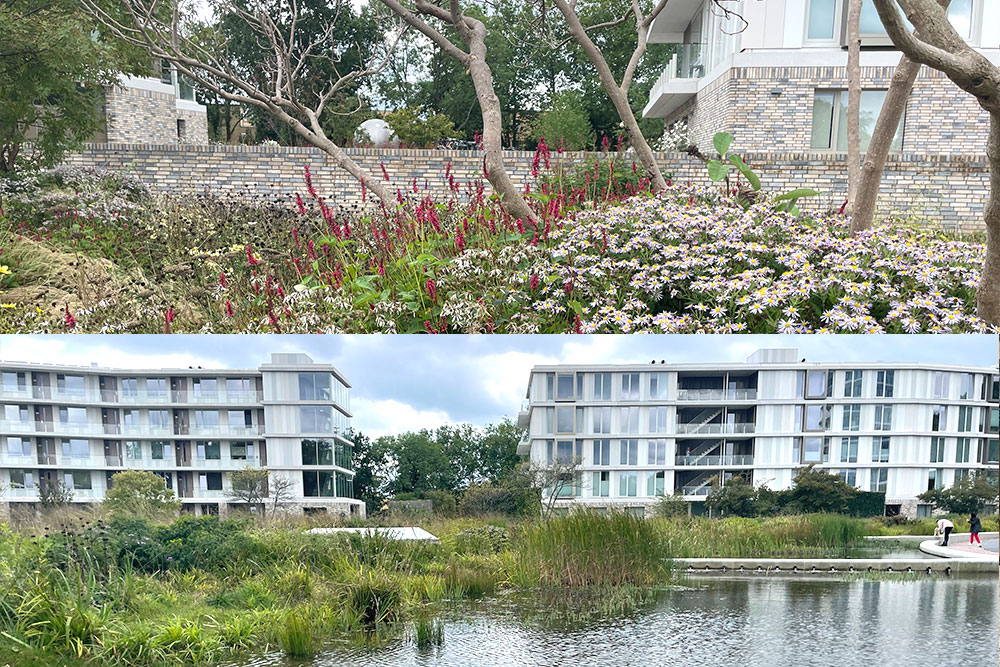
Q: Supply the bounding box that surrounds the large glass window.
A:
[873,436,890,463]
[956,437,971,463]
[621,373,640,400]
[302,438,335,466]
[593,439,611,466]
[124,440,142,460]
[6,436,31,456]
[842,405,861,432]
[4,405,29,422]
[120,378,137,397]
[806,0,837,40]
[302,470,336,497]
[9,469,34,489]
[192,378,218,397]
[648,439,667,466]
[619,471,637,497]
[197,441,221,459]
[649,373,669,400]
[65,470,91,490]
[145,377,167,397]
[874,405,892,431]
[56,374,85,395]
[148,410,169,428]
[957,406,974,432]
[876,370,894,398]
[592,407,612,434]
[226,377,253,394]
[194,410,219,428]
[592,470,610,497]
[930,437,945,463]
[61,438,89,458]
[593,373,612,400]
[931,405,947,432]
[59,407,87,424]
[1,372,26,391]
[839,469,857,487]
[556,373,576,400]
[230,441,255,460]
[958,373,975,400]
[805,370,831,399]
[298,373,332,401]
[801,437,824,464]
[555,406,576,434]
[933,372,950,399]
[151,441,168,460]
[649,407,668,434]
[870,468,887,493]
[840,436,858,463]
[844,370,863,398]
[619,407,640,434]
[647,471,666,497]
[802,404,831,431]
[811,90,904,152]
[619,439,638,466]
[300,406,333,432]
[199,472,223,491]
[122,410,139,427]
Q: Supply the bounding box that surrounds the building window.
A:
[957,406,974,432]
[926,469,941,492]
[9,469,33,489]
[1,371,26,392]
[193,410,219,428]
[592,407,611,434]
[122,410,139,427]
[649,406,668,434]
[159,59,173,85]
[843,370,863,398]
[6,437,31,456]
[806,0,838,40]
[151,441,168,460]
[648,439,667,466]
[874,405,892,431]
[299,373,332,401]
[842,405,861,432]
[61,438,89,459]
[226,377,253,395]
[59,406,87,424]
[555,406,576,434]
[145,378,167,397]
[840,436,858,463]
[197,441,221,460]
[555,373,577,400]
[931,405,947,432]
[192,378,217,397]
[798,404,832,431]
[870,468,887,493]
[65,470,92,490]
[230,441,255,460]
[555,440,575,464]
[647,470,666,496]
[592,470,610,497]
[593,439,610,466]
[199,472,223,491]
[797,436,824,464]
[302,438,335,466]
[593,373,612,400]
[619,471,637,497]
[933,372,950,399]
[619,407,640,434]
[876,370,894,398]
[300,406,333,433]
[56,374,85,395]
[619,439,638,466]
[805,370,831,399]
[839,469,857,487]
[649,372,669,400]
[124,440,142,460]
[4,404,29,422]
[545,373,554,400]
[958,373,975,400]
[930,436,945,463]
[120,378,137,397]
[810,90,904,152]
[621,373,640,400]
[982,438,999,464]
[956,437,971,463]
[873,436,890,463]
[149,410,169,429]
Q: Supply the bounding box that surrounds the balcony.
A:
[675,455,754,466]
[121,424,174,437]
[677,388,757,401]
[189,424,263,437]
[643,43,705,119]
[675,423,755,435]
[192,456,261,469]
[0,386,31,400]
[4,487,39,499]
[0,420,34,433]
[680,486,712,497]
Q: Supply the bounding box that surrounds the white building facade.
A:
[0,353,362,517]
[518,349,999,517]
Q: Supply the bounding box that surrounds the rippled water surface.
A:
[235,576,999,667]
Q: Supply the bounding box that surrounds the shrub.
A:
[344,570,402,626]
[421,490,457,517]
[847,491,886,517]
[534,92,593,150]
[459,484,539,517]
[705,477,758,517]
[104,470,181,519]
[383,107,455,148]
[450,525,511,555]
[653,493,689,518]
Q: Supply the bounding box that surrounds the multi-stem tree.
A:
[82,0,406,210]
[378,0,539,223]
[872,0,1000,325]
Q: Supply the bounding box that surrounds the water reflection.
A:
[235,577,999,667]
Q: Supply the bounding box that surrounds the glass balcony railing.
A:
[675,423,755,435]
[680,486,712,496]
[677,388,757,401]
[674,455,754,466]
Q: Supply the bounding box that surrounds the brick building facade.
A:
[100,71,209,144]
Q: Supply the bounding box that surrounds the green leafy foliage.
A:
[918,474,999,514]
[534,91,594,150]
[103,470,181,520]
[383,107,456,148]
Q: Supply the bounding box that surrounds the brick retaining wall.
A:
[59,144,989,232]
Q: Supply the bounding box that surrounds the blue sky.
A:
[1,335,995,438]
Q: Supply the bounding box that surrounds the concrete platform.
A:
[674,557,997,575]
[308,526,440,542]
[919,535,999,562]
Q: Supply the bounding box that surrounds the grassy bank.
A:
[0,163,993,333]
[0,509,950,666]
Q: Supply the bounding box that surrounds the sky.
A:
[1,335,996,438]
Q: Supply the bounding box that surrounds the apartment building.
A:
[0,353,361,517]
[518,348,999,517]
[644,0,1000,155]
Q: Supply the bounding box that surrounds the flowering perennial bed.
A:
[0,163,992,334]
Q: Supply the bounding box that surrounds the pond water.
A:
[237,576,999,667]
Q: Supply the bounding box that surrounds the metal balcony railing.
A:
[675,423,755,435]
[677,388,757,401]
[674,455,754,466]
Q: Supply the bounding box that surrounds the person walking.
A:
[934,517,954,546]
[969,513,983,546]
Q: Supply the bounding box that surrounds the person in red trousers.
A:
[969,513,982,545]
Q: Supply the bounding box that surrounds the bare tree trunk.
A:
[851,58,921,233]
[980,114,1000,324]
[871,0,1000,325]
[845,0,862,217]
[550,0,668,190]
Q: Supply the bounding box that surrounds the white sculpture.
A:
[355,118,399,148]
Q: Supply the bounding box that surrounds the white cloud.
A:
[350,397,454,439]
[0,337,224,371]
[476,349,561,414]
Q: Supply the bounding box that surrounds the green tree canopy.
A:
[919,474,999,515]
[786,465,856,514]
[0,0,144,170]
[534,91,594,150]
[704,475,759,518]
[104,470,180,519]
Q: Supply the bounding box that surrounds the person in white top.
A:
[934,518,955,546]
